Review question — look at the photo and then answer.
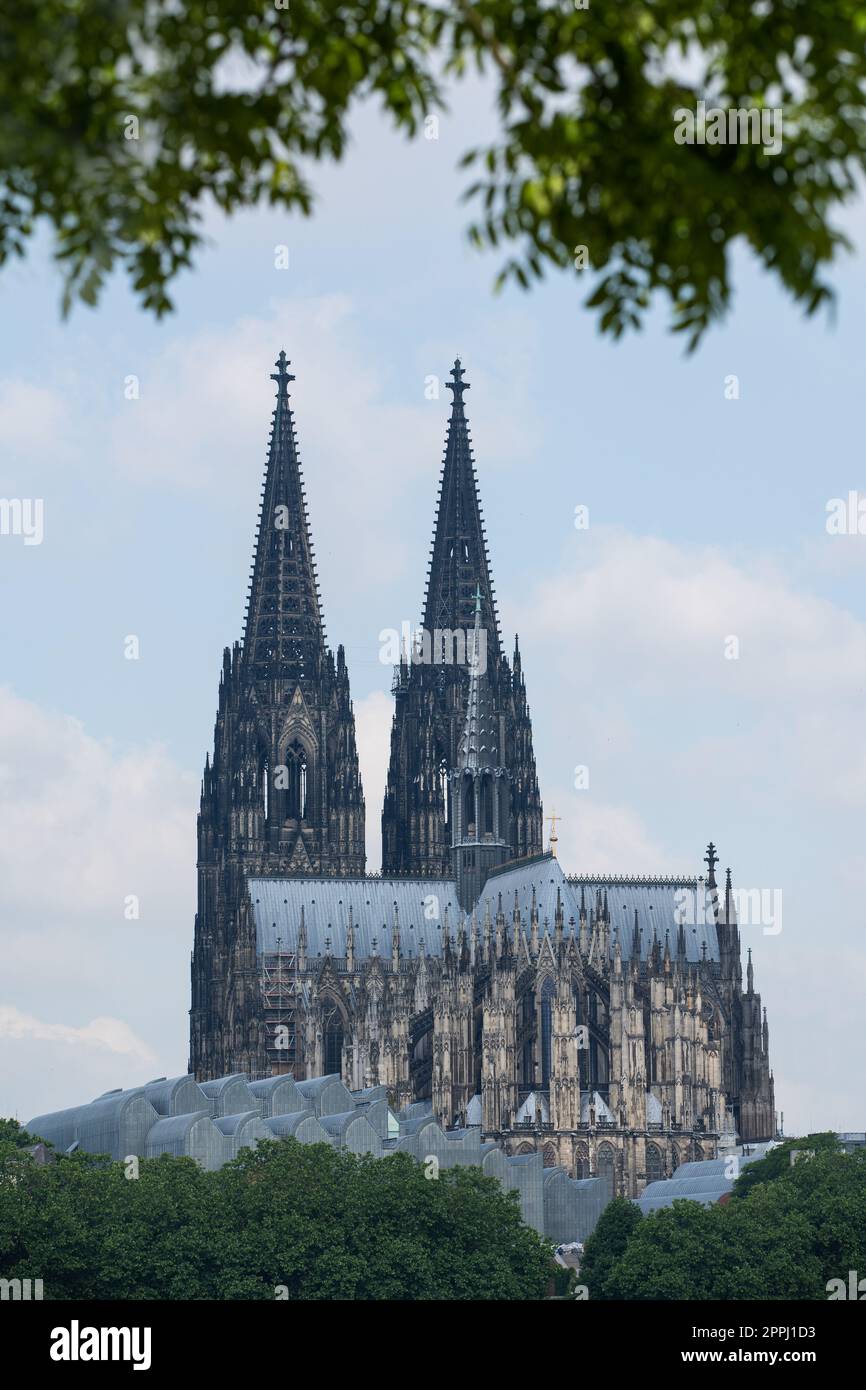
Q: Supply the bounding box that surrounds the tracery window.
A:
[540,977,555,1086]
[286,739,308,820]
[322,999,344,1077]
[645,1142,664,1185]
[597,1141,616,1192]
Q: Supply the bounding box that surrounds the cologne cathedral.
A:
[189,352,776,1197]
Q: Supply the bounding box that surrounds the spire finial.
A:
[270,349,295,395]
[547,809,560,857]
[446,357,470,404]
[704,841,718,888]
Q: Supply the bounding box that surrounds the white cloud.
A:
[0,686,196,929]
[0,379,70,459]
[0,1005,154,1061]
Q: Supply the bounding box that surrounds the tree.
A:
[0,1131,553,1300]
[2,1,865,345]
[591,1148,866,1300]
[0,1118,42,1149]
[580,1195,643,1300]
[731,1132,840,1199]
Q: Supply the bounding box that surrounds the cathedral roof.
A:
[250,875,457,959]
[249,852,723,963]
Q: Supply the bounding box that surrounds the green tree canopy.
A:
[0,1133,553,1300]
[585,1147,866,1300]
[2,1,866,344]
[731,1131,841,1198]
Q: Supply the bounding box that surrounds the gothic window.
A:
[542,1142,557,1169]
[480,774,493,835]
[322,999,344,1077]
[645,1142,664,1185]
[286,739,308,820]
[464,778,475,836]
[540,977,555,1086]
[517,1142,535,1156]
[597,1142,616,1192]
[261,756,270,819]
[574,1143,589,1179]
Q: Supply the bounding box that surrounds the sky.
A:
[1,75,865,1133]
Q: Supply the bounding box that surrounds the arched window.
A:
[597,1142,616,1193]
[540,978,555,1086]
[645,1142,664,1185]
[542,1142,557,1169]
[464,777,475,836]
[286,739,308,820]
[261,756,270,820]
[516,1141,535,1156]
[479,774,493,835]
[574,1142,589,1179]
[322,999,344,1077]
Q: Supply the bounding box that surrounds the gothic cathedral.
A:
[189,352,775,1196]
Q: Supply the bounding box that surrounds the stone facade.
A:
[189,351,776,1198]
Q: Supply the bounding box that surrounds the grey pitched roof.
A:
[249,855,721,962]
[251,875,457,958]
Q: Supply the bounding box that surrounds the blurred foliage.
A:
[0,1132,554,1299]
[2,1,866,343]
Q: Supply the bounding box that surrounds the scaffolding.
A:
[260,941,298,1074]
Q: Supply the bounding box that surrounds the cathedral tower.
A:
[189,352,365,1079]
[381,359,543,876]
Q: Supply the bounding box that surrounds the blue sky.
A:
[1,79,864,1131]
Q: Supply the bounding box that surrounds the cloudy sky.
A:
[1,77,864,1133]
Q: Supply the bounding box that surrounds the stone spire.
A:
[382,358,542,876]
[243,351,325,686]
[422,360,500,658]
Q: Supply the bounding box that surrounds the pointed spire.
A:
[392,901,401,967]
[298,904,307,972]
[724,866,732,921]
[456,583,499,772]
[704,841,718,889]
[243,351,325,683]
[422,360,500,658]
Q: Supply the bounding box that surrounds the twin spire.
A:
[242,350,325,684]
[423,359,501,664]
[245,351,500,689]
